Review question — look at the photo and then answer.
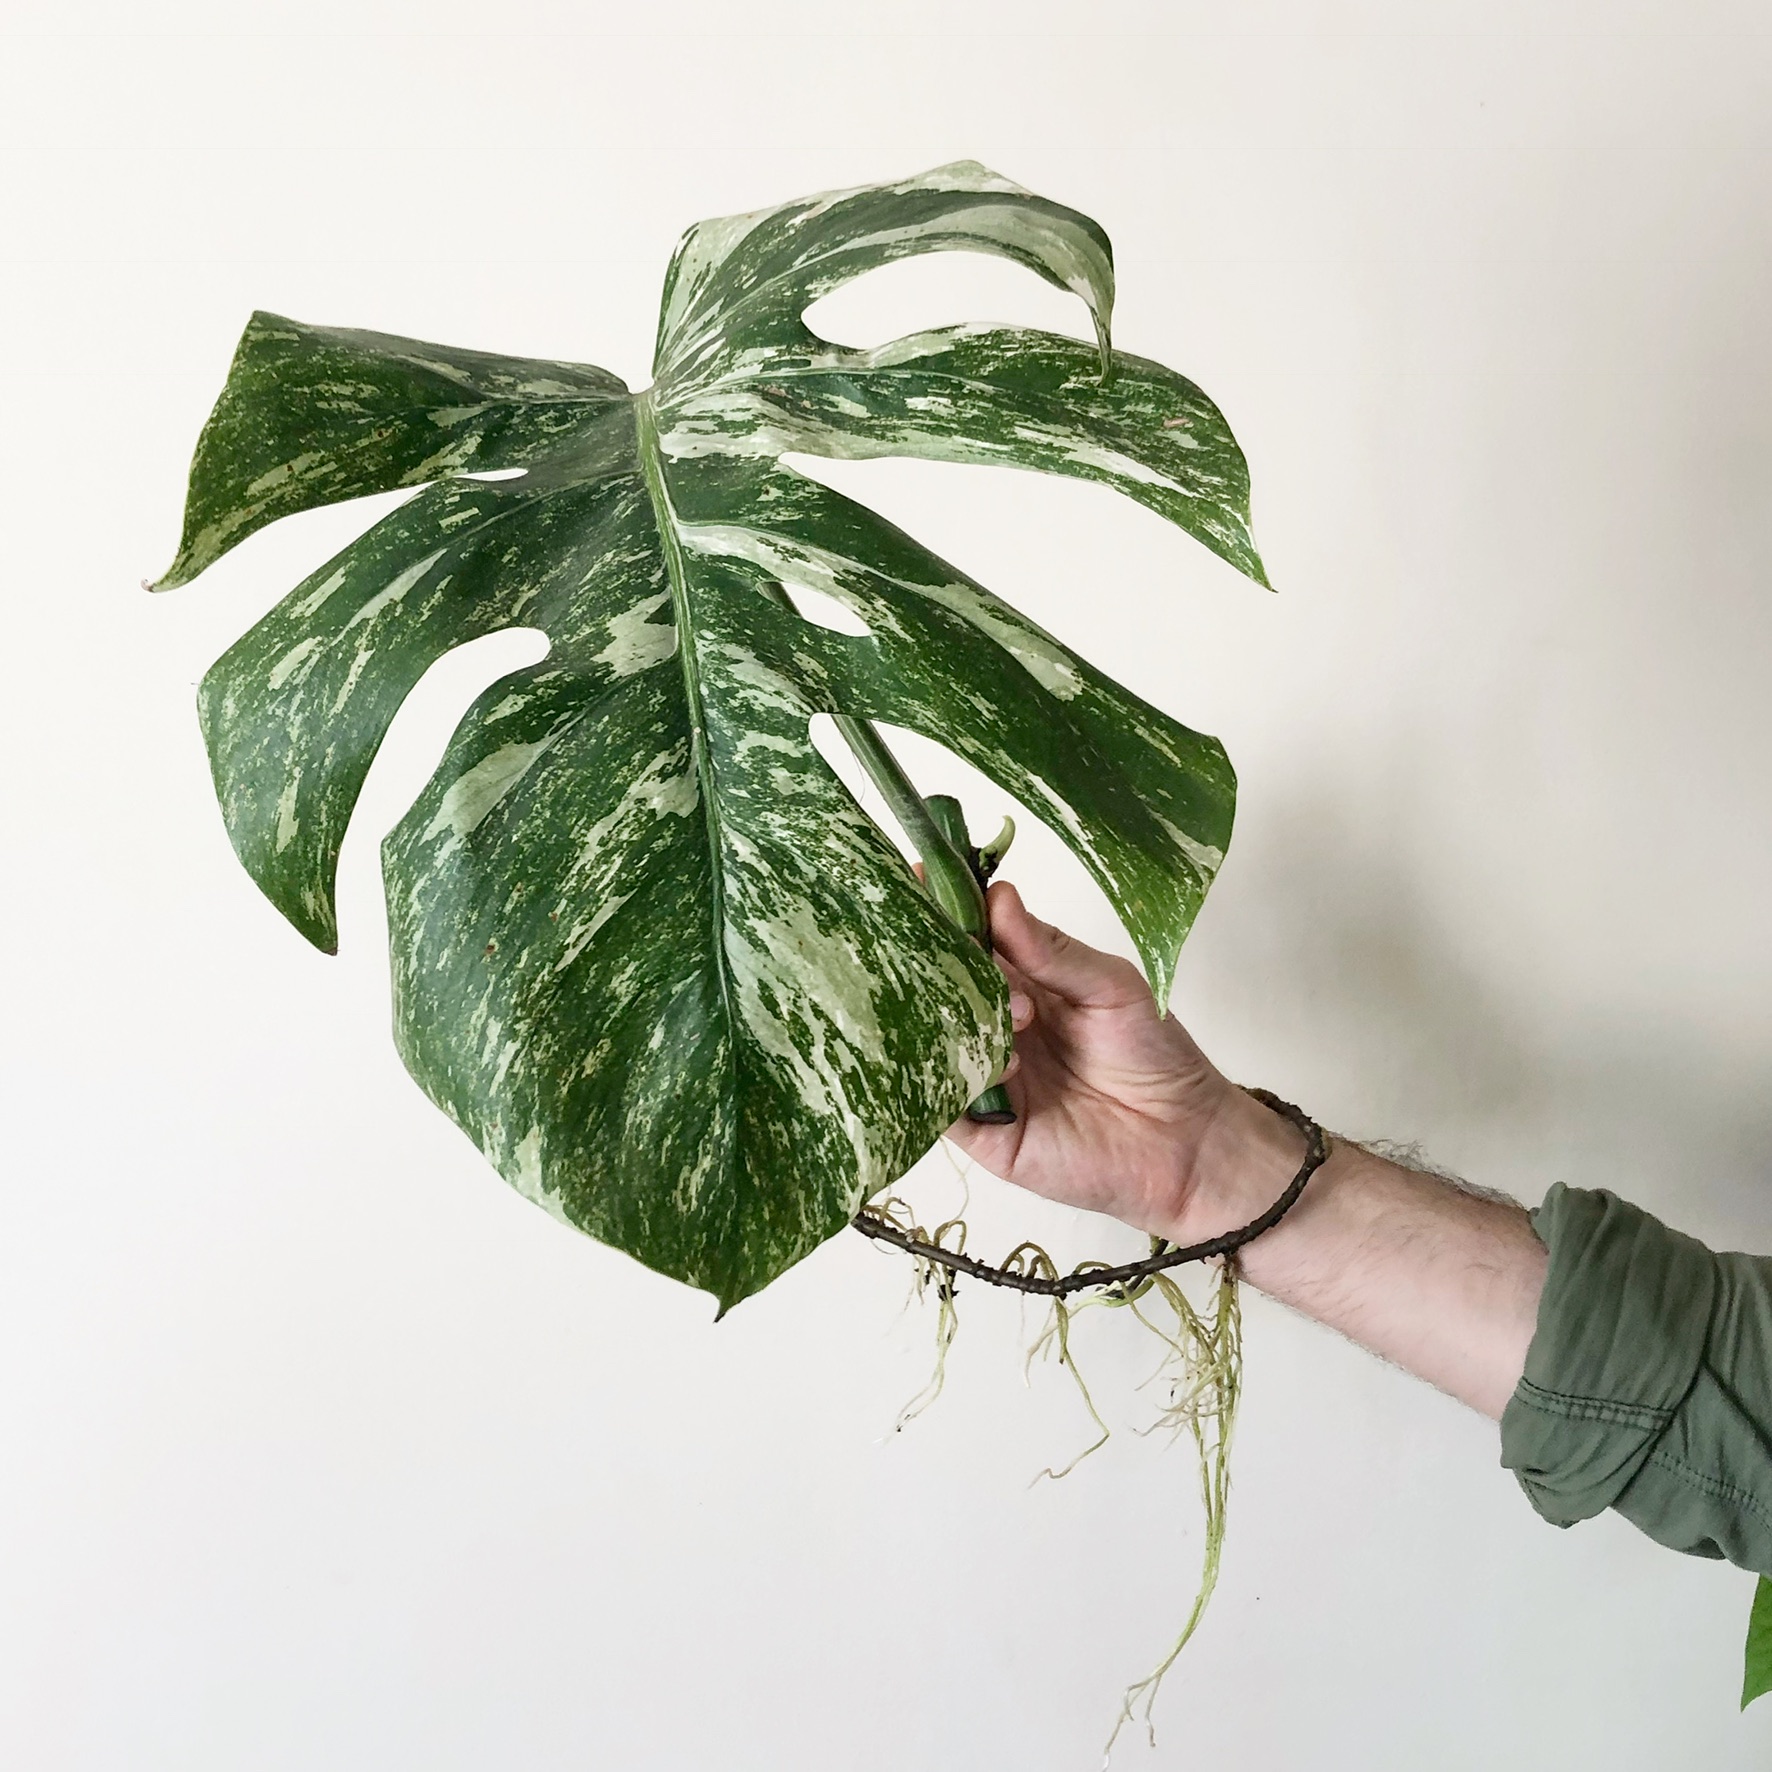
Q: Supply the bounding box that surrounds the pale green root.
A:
[868,1198,1246,1756]
[1102,1261,1242,1760]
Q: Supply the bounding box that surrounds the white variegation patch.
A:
[345,547,446,630]
[722,911,887,1193]
[505,1126,574,1226]
[273,775,301,853]
[424,737,558,849]
[266,635,324,691]
[591,592,677,677]
[915,579,1083,700]
[554,891,632,974]
[1154,814,1226,885]
[293,565,349,618]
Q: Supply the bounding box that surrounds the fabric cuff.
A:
[1500,1184,1718,1527]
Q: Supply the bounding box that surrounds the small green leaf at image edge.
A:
[1742,1575,1772,1710]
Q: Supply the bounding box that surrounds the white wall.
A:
[4,5,1771,1768]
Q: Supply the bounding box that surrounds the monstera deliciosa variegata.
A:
[154,163,1267,1311]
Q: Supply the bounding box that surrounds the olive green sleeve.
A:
[1500,1184,1772,1574]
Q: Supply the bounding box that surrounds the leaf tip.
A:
[146,550,199,592]
[274,893,341,956]
[283,910,341,957]
[712,1282,755,1320]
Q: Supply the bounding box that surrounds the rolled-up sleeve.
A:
[1500,1184,1772,1574]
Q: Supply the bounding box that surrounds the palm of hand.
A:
[943,884,1232,1240]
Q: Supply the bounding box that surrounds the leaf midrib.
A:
[633,390,739,1047]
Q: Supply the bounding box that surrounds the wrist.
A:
[1162,1082,1315,1247]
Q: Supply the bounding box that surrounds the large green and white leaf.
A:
[157,161,1266,1308]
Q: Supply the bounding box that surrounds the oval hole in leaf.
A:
[776,580,872,637]
[802,250,1097,353]
[457,467,529,482]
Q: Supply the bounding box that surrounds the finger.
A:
[943,1091,1020,1169]
[985,880,1152,1011]
[994,950,1034,994]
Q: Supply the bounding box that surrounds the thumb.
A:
[986,880,1153,1011]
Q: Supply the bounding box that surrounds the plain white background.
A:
[5,3,1771,1767]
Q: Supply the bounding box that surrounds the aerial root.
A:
[869,1199,1245,1757]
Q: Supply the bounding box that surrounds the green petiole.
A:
[828,715,1016,1125]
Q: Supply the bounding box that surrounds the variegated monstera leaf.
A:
[155,162,1267,1310]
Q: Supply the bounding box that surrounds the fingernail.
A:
[1008,990,1033,1026]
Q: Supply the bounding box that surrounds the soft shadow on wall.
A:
[1194,780,1772,1253]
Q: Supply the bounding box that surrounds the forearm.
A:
[1174,1090,1549,1420]
[965,882,1772,1579]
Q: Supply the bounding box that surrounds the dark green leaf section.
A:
[155,312,627,588]
[162,161,1269,1303]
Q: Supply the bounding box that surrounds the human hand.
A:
[945,882,1547,1419]
[945,882,1306,1244]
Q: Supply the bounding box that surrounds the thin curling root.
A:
[867,1197,1244,1757]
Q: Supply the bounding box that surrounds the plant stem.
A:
[750,583,1012,1121]
[829,716,1014,1123]
[830,718,984,935]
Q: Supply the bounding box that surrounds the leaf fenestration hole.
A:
[807,711,889,841]
[802,251,1097,353]
[456,467,528,482]
[774,579,872,638]
[340,626,552,946]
